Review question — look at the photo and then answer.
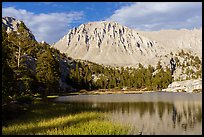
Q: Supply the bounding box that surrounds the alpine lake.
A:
[54,92,202,135]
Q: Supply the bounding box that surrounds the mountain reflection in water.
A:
[55,92,202,135]
[104,101,202,135]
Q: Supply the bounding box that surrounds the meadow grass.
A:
[2,101,129,135]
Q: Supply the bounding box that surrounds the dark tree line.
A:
[68,61,173,91]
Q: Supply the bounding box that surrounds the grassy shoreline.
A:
[57,90,158,96]
[57,89,201,96]
[2,100,129,135]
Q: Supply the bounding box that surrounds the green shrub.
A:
[79,89,87,93]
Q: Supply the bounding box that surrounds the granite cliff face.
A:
[53,21,202,68]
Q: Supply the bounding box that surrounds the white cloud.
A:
[107,2,202,31]
[2,7,83,44]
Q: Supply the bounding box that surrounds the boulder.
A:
[162,79,202,93]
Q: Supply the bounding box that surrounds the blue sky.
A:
[2,2,202,44]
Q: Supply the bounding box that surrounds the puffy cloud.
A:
[107,2,202,30]
[2,7,83,44]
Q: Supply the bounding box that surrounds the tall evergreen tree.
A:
[36,50,60,101]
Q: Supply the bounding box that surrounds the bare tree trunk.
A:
[17,46,21,68]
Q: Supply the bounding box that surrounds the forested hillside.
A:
[2,23,62,103]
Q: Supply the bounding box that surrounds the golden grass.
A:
[2,101,129,135]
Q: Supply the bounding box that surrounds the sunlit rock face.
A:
[2,16,36,41]
[53,21,161,67]
[2,17,21,33]
[53,21,202,68]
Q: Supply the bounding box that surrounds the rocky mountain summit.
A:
[53,21,202,68]
[53,21,161,67]
[2,16,36,40]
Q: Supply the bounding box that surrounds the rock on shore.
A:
[162,79,202,93]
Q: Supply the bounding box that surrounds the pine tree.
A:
[156,61,162,70]
[145,65,153,90]
[2,28,17,102]
[36,50,60,101]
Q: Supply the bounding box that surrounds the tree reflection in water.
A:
[56,93,202,135]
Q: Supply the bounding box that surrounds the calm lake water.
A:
[54,92,202,135]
